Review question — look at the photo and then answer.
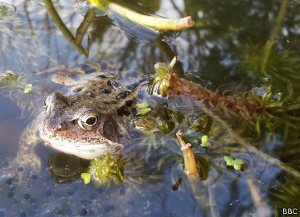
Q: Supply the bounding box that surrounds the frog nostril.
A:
[58,122,67,130]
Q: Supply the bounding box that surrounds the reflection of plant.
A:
[241,42,300,102]
[0,5,8,16]
[270,177,300,211]
[44,0,94,57]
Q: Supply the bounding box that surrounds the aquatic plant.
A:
[44,0,93,57]
[148,58,300,181]
[224,156,244,170]
[136,102,151,115]
[83,154,124,188]
[200,135,211,147]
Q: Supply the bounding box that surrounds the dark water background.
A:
[1,0,300,216]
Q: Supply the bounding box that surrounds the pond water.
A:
[1,0,300,216]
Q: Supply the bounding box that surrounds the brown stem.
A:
[155,35,184,77]
[176,130,198,175]
[168,74,264,112]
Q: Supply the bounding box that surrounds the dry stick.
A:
[89,0,194,31]
[44,0,88,57]
[198,103,300,179]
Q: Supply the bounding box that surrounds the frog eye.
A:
[78,110,99,130]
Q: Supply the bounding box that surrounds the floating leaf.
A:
[136,102,149,109]
[233,159,244,165]
[139,108,151,115]
[24,84,32,93]
[224,156,233,166]
[224,156,244,170]
[200,135,211,147]
[81,173,91,184]
[233,165,242,170]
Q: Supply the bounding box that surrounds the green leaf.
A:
[81,173,91,184]
[200,135,211,147]
[139,108,151,115]
[233,165,242,170]
[154,62,170,79]
[201,135,209,143]
[24,84,32,93]
[233,159,244,165]
[136,102,149,109]
[224,156,233,166]
[118,170,124,182]
[169,56,177,69]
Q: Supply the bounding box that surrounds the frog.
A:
[1,61,149,177]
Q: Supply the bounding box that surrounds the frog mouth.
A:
[40,127,124,159]
[42,138,123,159]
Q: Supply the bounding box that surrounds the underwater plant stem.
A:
[246,178,272,217]
[168,74,263,112]
[155,35,184,76]
[198,103,300,179]
[89,0,194,30]
[75,8,95,45]
[44,0,88,57]
[261,0,289,75]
